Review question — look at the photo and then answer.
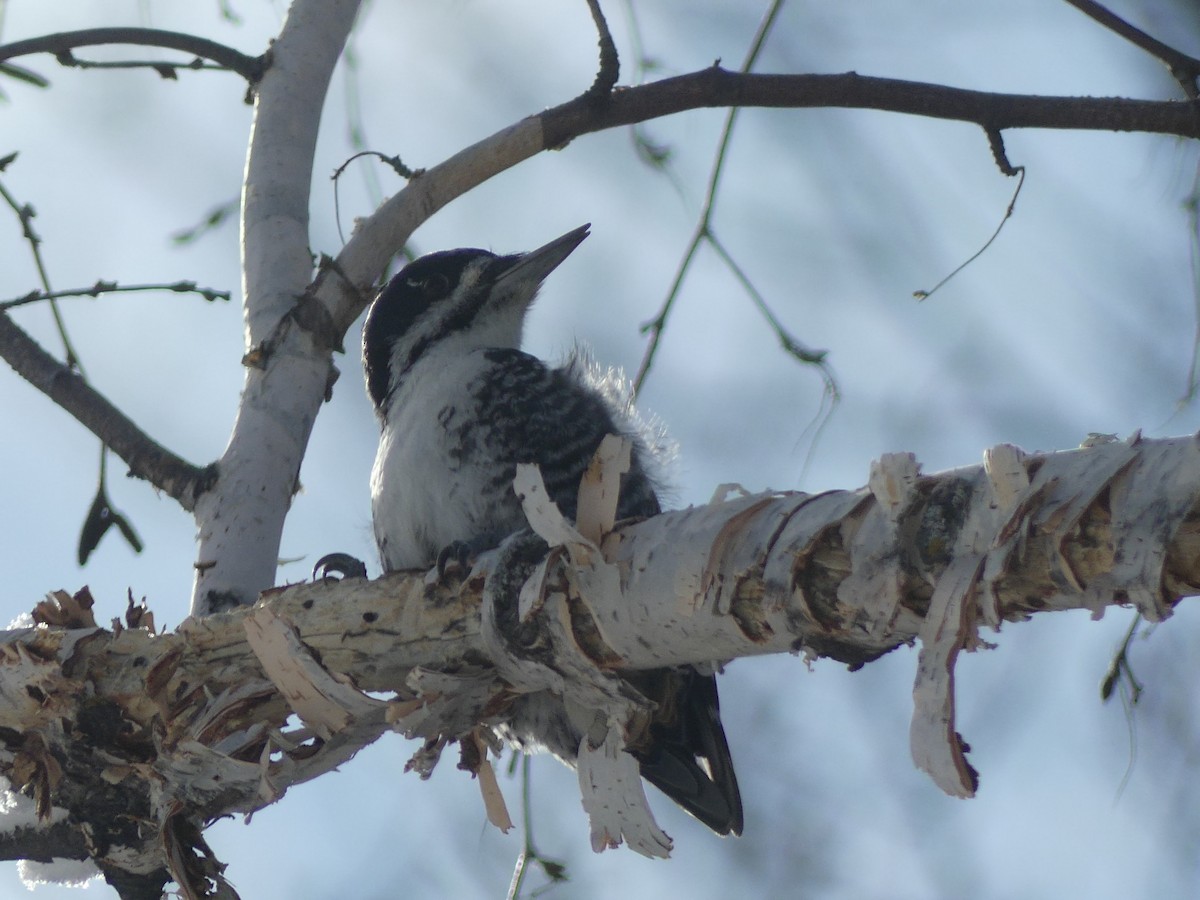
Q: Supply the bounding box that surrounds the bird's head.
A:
[362,223,590,414]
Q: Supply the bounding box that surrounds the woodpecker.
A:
[362,224,743,836]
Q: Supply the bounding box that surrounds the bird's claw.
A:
[435,540,473,580]
[313,552,368,582]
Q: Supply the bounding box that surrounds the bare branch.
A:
[0,820,87,864]
[985,125,1020,177]
[329,67,1200,340]
[0,280,231,311]
[45,56,225,81]
[542,68,1200,148]
[0,311,214,510]
[1063,0,1200,99]
[0,27,267,84]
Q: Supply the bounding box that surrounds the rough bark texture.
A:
[2,434,1200,890]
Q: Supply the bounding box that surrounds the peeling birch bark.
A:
[3,434,1200,886]
[190,0,361,614]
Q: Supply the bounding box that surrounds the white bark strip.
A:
[1081,435,1200,621]
[576,434,630,544]
[471,732,514,834]
[978,443,1033,628]
[910,453,997,798]
[577,723,673,859]
[244,606,385,739]
[5,434,1200,878]
[507,457,668,852]
[840,453,920,644]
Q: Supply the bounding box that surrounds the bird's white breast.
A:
[370,347,501,570]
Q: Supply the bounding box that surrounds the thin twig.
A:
[0,166,154,558]
[0,174,83,371]
[707,232,829,367]
[1101,613,1144,705]
[617,0,652,80]
[985,126,1019,177]
[1062,0,1200,98]
[627,0,844,479]
[504,755,566,900]
[332,151,422,246]
[0,27,266,83]
[340,37,387,219]
[617,1,688,198]
[1180,163,1200,408]
[632,223,701,393]
[913,164,1026,301]
[170,196,239,245]
[633,0,803,396]
[1100,612,1144,803]
[708,230,840,484]
[49,54,224,79]
[505,755,532,900]
[1,280,231,311]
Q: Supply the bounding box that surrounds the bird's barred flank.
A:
[362,225,743,836]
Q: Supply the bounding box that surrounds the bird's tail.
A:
[633,669,744,837]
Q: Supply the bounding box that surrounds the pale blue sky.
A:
[2,1,1200,897]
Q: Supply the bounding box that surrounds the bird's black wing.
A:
[477,350,742,835]
[632,668,744,836]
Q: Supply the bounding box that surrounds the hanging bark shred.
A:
[3,433,1200,879]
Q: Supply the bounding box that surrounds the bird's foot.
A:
[434,540,474,581]
[312,552,369,582]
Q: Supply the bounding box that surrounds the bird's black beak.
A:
[493,223,591,292]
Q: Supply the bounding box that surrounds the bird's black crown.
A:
[363,248,502,412]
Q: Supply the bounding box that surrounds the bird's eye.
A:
[402,273,451,299]
[423,273,450,297]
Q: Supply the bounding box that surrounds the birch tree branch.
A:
[188,0,362,615]
[3,433,1198,888]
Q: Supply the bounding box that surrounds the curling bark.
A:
[2,433,1198,887]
